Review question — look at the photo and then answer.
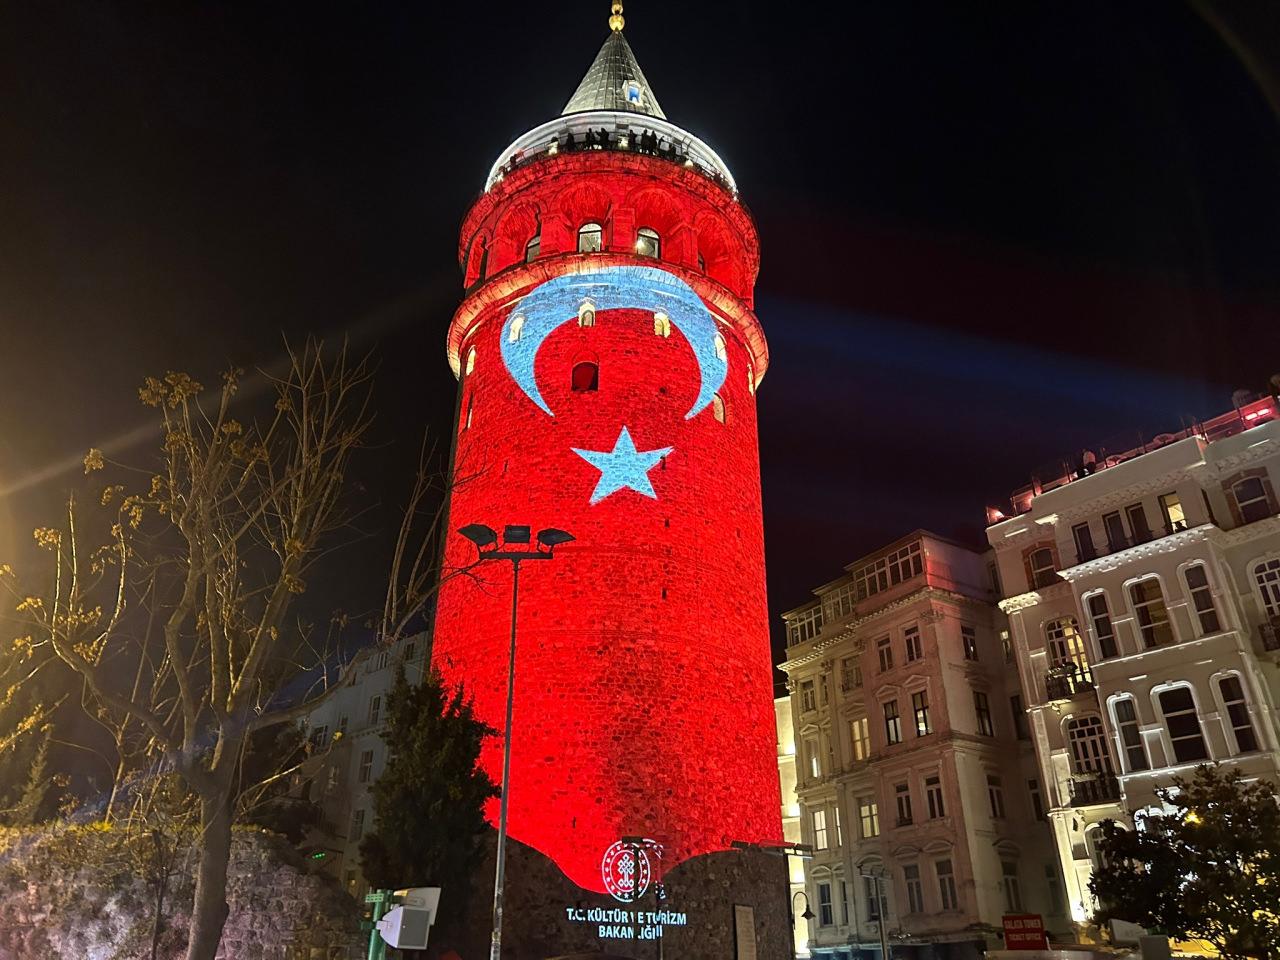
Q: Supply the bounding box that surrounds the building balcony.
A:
[1045,663,1095,702]
[1068,772,1121,807]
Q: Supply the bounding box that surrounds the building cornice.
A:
[1057,523,1216,580]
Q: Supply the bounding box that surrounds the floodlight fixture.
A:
[537,528,576,548]
[503,525,531,545]
[459,523,498,549]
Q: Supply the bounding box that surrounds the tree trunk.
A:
[185,791,233,960]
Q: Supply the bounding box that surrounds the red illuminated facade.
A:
[431,11,781,895]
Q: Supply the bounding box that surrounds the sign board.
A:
[1002,914,1049,950]
[733,904,757,960]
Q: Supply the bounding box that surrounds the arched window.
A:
[747,364,756,395]
[1111,696,1149,772]
[465,347,476,376]
[698,251,706,272]
[525,233,541,262]
[1181,564,1220,636]
[508,315,525,343]
[1255,558,1280,617]
[1218,675,1259,754]
[1128,577,1174,648]
[1157,686,1209,763]
[636,227,660,258]
[571,360,599,392]
[713,332,727,362]
[463,395,473,431]
[1066,716,1113,774]
[1027,547,1057,590]
[712,393,726,424]
[578,222,603,253]
[1045,618,1092,695]
[578,299,596,327]
[653,311,671,338]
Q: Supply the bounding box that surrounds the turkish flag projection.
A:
[431,256,782,892]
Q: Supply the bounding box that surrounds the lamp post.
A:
[791,890,815,959]
[859,867,891,960]
[729,840,815,960]
[458,523,575,960]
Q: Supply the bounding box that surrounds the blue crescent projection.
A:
[499,265,727,419]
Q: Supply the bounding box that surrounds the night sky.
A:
[2,2,1280,661]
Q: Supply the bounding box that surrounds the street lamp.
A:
[458,523,574,960]
[791,890,815,959]
[859,867,891,960]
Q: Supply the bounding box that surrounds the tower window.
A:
[572,361,599,393]
[578,222,603,253]
[525,233,541,262]
[508,315,525,343]
[578,299,596,327]
[713,332,727,362]
[636,227,660,258]
[653,311,671,337]
[712,393,726,424]
[747,364,756,395]
[465,347,476,376]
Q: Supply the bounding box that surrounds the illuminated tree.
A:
[1090,764,1280,959]
[4,341,455,960]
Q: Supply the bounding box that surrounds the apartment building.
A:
[779,532,1066,959]
[778,694,813,958]
[294,632,429,896]
[985,396,1280,935]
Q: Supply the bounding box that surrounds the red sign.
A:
[1003,914,1049,950]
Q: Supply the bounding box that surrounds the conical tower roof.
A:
[562,11,665,120]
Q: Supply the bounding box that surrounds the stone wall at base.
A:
[434,833,792,960]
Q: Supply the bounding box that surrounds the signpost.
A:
[1001,914,1049,950]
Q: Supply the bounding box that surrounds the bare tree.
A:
[4,339,455,960]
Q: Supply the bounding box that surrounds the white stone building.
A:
[778,532,1067,959]
[777,693,811,958]
[294,632,428,897]
[985,396,1280,937]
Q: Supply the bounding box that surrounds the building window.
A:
[713,332,727,362]
[1067,715,1113,773]
[840,656,861,692]
[1126,502,1153,543]
[1046,617,1090,676]
[805,738,820,779]
[1160,491,1186,533]
[859,798,879,838]
[508,315,525,342]
[912,691,931,737]
[961,625,978,661]
[1103,511,1127,552]
[1255,558,1280,617]
[1087,592,1118,659]
[1002,861,1024,912]
[853,540,923,600]
[351,808,365,842]
[578,221,603,253]
[465,347,476,376]
[712,393,726,424]
[464,395,474,430]
[835,805,844,846]
[653,311,671,337]
[1028,779,1045,820]
[404,640,416,661]
[1001,629,1014,663]
[895,782,913,826]
[1183,564,1221,635]
[817,882,834,926]
[1130,578,1175,647]
[884,700,903,745]
[987,775,1006,818]
[368,695,381,725]
[1159,686,1210,763]
[800,680,816,713]
[577,298,596,326]
[1072,522,1097,563]
[571,360,599,392]
[359,749,374,784]
[635,226,660,258]
[864,875,886,920]
[376,650,390,671]
[904,624,922,662]
[1233,476,1273,524]
[841,880,851,925]
[812,809,829,850]
[877,637,893,672]
[925,775,945,819]
[1010,694,1029,739]
[1028,547,1057,590]
[935,859,958,911]
[1113,697,1149,772]
[309,725,328,749]
[904,865,924,914]
[973,691,993,736]
[524,233,541,262]
[850,716,870,761]
[1219,676,1259,754]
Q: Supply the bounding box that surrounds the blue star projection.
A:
[500,265,728,420]
[572,426,673,504]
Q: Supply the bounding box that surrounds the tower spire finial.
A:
[609,1,624,32]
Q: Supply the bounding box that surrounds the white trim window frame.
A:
[1178,561,1222,637]
[1153,683,1212,765]
[1126,574,1177,648]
